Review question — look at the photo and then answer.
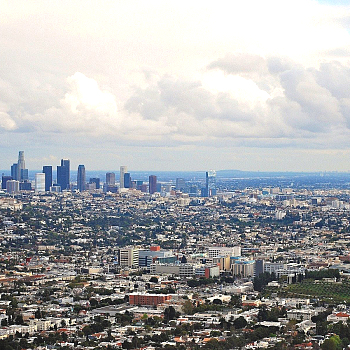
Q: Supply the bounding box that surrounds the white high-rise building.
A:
[120,166,127,189]
[35,173,45,193]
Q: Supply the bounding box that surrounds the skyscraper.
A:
[11,151,28,181]
[149,175,157,194]
[6,180,19,194]
[11,163,18,180]
[205,170,216,197]
[176,178,186,191]
[1,176,12,190]
[57,159,70,190]
[35,173,45,193]
[42,166,52,192]
[90,178,100,189]
[77,165,86,191]
[106,172,115,185]
[120,166,127,188]
[124,172,131,188]
[17,151,25,181]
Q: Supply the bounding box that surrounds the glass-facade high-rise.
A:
[11,151,28,182]
[35,173,45,193]
[176,178,186,191]
[17,151,25,181]
[106,172,115,185]
[43,166,52,191]
[124,172,131,188]
[149,175,157,194]
[57,159,70,190]
[205,170,216,197]
[1,176,12,190]
[11,163,18,180]
[120,166,127,188]
[89,178,100,189]
[77,165,86,191]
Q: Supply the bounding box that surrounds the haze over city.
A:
[2,1,350,171]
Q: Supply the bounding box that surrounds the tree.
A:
[322,335,342,350]
[35,308,42,319]
[149,276,158,283]
[234,316,247,329]
[19,338,28,348]
[82,325,93,336]
[164,306,176,322]
[182,300,194,315]
[9,298,18,308]
[14,315,24,325]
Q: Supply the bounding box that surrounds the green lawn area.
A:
[281,279,350,303]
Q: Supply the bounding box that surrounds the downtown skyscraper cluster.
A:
[2,151,216,197]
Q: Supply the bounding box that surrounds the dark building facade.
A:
[176,178,186,191]
[124,172,131,188]
[11,164,18,180]
[90,177,100,189]
[57,159,70,190]
[106,172,115,185]
[42,166,52,192]
[149,175,157,194]
[1,176,12,190]
[77,165,86,191]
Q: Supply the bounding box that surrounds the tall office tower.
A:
[1,176,12,190]
[77,165,86,191]
[21,169,29,181]
[57,159,70,190]
[11,151,28,181]
[6,180,19,194]
[42,166,52,192]
[176,178,186,191]
[205,170,216,197]
[35,173,45,193]
[17,151,25,181]
[106,172,115,185]
[120,166,127,188]
[11,163,18,180]
[124,172,131,188]
[149,175,157,194]
[90,178,100,189]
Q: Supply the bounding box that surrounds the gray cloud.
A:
[208,53,267,74]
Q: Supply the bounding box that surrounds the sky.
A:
[2,0,350,172]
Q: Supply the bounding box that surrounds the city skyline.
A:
[2,1,350,171]
[1,151,218,196]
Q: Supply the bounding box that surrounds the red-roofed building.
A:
[129,293,172,306]
[327,312,350,323]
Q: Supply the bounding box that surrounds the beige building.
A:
[119,247,139,268]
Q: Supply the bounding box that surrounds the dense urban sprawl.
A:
[1,166,350,349]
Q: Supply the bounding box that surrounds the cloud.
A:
[3,56,350,150]
[63,72,117,115]
[208,53,267,75]
[22,72,120,135]
[0,2,349,154]
[0,111,17,131]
